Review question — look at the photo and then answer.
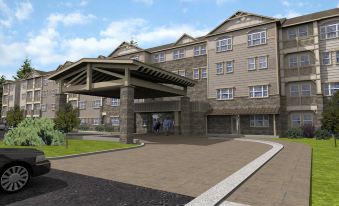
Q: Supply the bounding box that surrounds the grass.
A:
[280,138,339,206]
[0,139,136,158]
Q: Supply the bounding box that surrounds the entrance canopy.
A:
[49,58,196,98]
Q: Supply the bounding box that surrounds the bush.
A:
[315,128,331,140]
[54,103,80,133]
[285,127,303,138]
[6,105,24,127]
[302,125,315,138]
[95,124,105,132]
[103,124,115,132]
[3,118,65,146]
[78,124,90,131]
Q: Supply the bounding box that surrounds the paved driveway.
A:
[52,136,271,197]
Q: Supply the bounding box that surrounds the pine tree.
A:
[14,58,34,80]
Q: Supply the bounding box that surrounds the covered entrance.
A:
[49,59,196,143]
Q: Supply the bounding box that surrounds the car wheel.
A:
[0,165,30,193]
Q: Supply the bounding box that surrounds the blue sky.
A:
[0,0,338,79]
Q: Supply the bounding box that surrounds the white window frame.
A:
[226,61,233,73]
[336,51,339,64]
[93,118,101,126]
[93,100,101,108]
[298,26,308,38]
[248,58,256,70]
[320,23,339,40]
[216,62,223,74]
[111,98,120,106]
[324,82,339,96]
[201,67,207,79]
[322,52,331,65]
[291,113,301,127]
[192,68,200,79]
[43,77,48,86]
[79,101,86,110]
[51,104,55,111]
[178,70,186,77]
[173,49,185,60]
[250,115,269,127]
[303,113,313,125]
[216,37,232,52]
[258,56,268,69]
[290,84,299,97]
[129,55,139,60]
[249,85,269,98]
[288,55,298,68]
[154,52,165,63]
[300,54,310,67]
[287,28,297,40]
[301,83,311,96]
[248,30,266,46]
[111,116,120,126]
[194,45,206,56]
[216,88,233,100]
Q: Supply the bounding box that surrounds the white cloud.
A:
[79,0,89,6]
[47,12,96,27]
[216,0,237,6]
[337,2,339,8]
[134,0,154,6]
[281,0,290,7]
[274,10,302,19]
[15,1,33,21]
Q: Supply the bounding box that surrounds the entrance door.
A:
[231,116,238,134]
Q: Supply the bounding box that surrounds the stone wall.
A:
[240,115,274,135]
[207,115,232,134]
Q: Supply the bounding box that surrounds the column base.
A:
[120,134,134,144]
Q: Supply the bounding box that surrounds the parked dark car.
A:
[0,148,51,193]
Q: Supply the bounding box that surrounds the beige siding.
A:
[207,22,279,98]
[78,95,102,119]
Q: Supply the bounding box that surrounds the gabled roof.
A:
[145,36,206,53]
[207,10,279,35]
[108,41,145,57]
[282,8,339,27]
[173,33,197,46]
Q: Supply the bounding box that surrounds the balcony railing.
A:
[286,96,318,106]
[284,66,316,78]
[283,37,315,50]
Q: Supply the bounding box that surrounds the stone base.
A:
[120,134,134,144]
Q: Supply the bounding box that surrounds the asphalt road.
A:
[0,169,193,206]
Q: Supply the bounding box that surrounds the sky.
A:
[0,0,338,79]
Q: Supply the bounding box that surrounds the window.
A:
[320,23,339,39]
[111,98,120,106]
[93,118,101,125]
[258,56,268,69]
[288,29,297,40]
[298,26,308,37]
[194,45,206,56]
[248,31,266,46]
[178,70,186,77]
[51,104,55,111]
[248,58,256,70]
[201,67,207,79]
[69,100,78,108]
[303,113,313,125]
[154,53,165,63]
[216,62,223,74]
[291,113,313,127]
[216,88,233,100]
[80,119,86,125]
[300,54,310,67]
[290,85,299,97]
[193,68,200,79]
[324,82,339,96]
[43,77,48,86]
[250,115,269,127]
[173,49,185,60]
[216,37,232,52]
[79,101,86,110]
[93,100,101,108]
[301,84,311,96]
[226,61,233,73]
[291,114,301,127]
[249,85,268,98]
[111,116,120,126]
[322,52,331,65]
[129,55,139,60]
[288,55,298,68]
[336,51,339,64]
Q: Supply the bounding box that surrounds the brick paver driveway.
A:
[52,136,271,197]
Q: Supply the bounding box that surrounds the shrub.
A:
[54,103,80,133]
[78,124,90,131]
[302,125,315,138]
[315,128,331,140]
[6,105,24,127]
[103,124,115,132]
[95,124,105,132]
[3,118,65,146]
[285,127,303,138]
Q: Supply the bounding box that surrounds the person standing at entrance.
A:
[163,118,171,136]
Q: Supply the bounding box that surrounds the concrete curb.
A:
[185,138,283,206]
[47,143,145,160]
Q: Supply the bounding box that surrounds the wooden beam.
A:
[66,70,87,86]
[130,77,185,96]
[92,79,123,89]
[60,67,86,81]
[93,67,124,79]
[86,63,92,90]
[72,75,87,86]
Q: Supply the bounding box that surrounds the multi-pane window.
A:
[216,37,232,52]
[337,51,339,64]
[193,68,200,79]
[258,56,268,69]
[320,23,339,39]
[93,118,101,125]
[51,104,55,111]
[288,55,298,68]
[111,116,120,126]
[291,114,301,127]
[250,115,269,127]
[93,100,101,108]
[248,31,266,46]
[216,62,223,74]
[301,84,311,96]
[111,98,120,106]
[154,52,165,63]
[80,119,86,125]
[288,29,297,40]
[303,114,313,125]
[79,101,86,110]
[194,45,206,56]
[69,100,77,108]
[249,85,268,98]
[178,70,186,77]
[298,26,308,37]
[226,61,233,73]
[216,88,233,100]
[248,58,256,70]
[322,52,331,65]
[290,85,299,97]
[288,26,308,39]
[300,54,310,67]
[173,49,185,60]
[291,113,313,127]
[324,82,339,96]
[290,84,311,96]
[43,77,48,86]
[201,67,207,79]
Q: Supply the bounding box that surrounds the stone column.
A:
[174,111,180,135]
[180,96,191,135]
[119,86,134,144]
[55,93,67,112]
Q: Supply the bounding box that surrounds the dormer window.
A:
[248,30,266,46]
[320,23,339,40]
[130,55,139,60]
[154,52,165,63]
[216,37,232,52]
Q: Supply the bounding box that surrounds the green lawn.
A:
[0,139,136,158]
[281,138,339,206]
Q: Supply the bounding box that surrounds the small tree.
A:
[13,58,34,80]
[54,103,80,133]
[6,105,25,127]
[321,91,339,147]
